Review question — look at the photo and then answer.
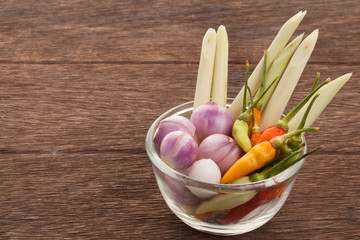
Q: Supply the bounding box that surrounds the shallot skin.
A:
[187,158,221,200]
[198,134,243,174]
[153,115,196,152]
[160,131,198,170]
[190,102,234,141]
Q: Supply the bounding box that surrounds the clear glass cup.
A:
[145,99,306,236]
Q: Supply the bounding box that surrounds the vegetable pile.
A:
[153,11,352,224]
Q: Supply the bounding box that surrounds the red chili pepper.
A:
[219,181,287,225]
[255,125,287,145]
[250,108,261,146]
[256,77,330,146]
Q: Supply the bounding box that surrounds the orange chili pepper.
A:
[248,107,261,136]
[250,108,261,146]
[221,127,318,184]
[221,141,276,184]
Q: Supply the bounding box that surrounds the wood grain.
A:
[0,1,358,64]
[0,63,358,153]
[0,0,359,239]
[0,152,359,239]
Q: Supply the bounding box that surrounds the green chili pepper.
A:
[232,119,252,152]
[270,145,322,177]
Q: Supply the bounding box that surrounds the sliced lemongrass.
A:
[260,33,304,112]
[228,10,307,118]
[193,28,217,110]
[288,73,352,131]
[260,29,319,131]
[211,25,228,107]
[195,176,256,214]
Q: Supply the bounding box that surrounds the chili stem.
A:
[266,149,303,177]
[251,145,322,182]
[255,50,268,110]
[297,93,320,130]
[250,148,303,181]
[237,76,279,123]
[282,145,323,169]
[246,86,253,105]
[270,127,319,149]
[255,144,304,173]
[277,78,329,131]
[286,93,320,149]
[242,60,250,113]
[288,73,352,132]
[310,72,320,93]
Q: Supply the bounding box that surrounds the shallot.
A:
[198,134,243,174]
[153,116,196,151]
[190,102,234,141]
[160,131,198,170]
[187,159,221,200]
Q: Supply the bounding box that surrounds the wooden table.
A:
[0,1,359,239]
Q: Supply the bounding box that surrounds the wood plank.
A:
[0,152,358,239]
[0,1,358,239]
[0,63,357,153]
[0,0,358,64]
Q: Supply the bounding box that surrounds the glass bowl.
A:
[145,99,306,236]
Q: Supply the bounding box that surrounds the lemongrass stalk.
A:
[260,33,304,112]
[260,29,319,131]
[211,25,228,107]
[288,73,352,131]
[228,11,307,118]
[196,176,256,214]
[193,28,217,110]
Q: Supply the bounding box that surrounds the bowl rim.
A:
[146,99,306,192]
